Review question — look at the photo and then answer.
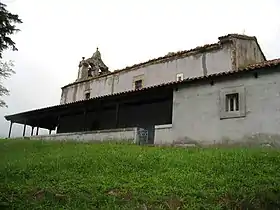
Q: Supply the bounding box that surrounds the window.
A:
[176,73,184,81]
[219,86,246,119]
[134,79,143,90]
[133,74,144,90]
[85,92,90,100]
[225,93,239,112]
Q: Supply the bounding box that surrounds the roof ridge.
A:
[63,33,262,88]
[63,36,231,88]
[218,33,256,41]
[238,58,280,70]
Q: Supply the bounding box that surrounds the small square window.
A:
[134,80,143,90]
[225,93,239,112]
[219,86,246,119]
[176,73,184,81]
[85,92,90,100]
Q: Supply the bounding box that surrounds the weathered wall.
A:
[60,80,93,104]
[60,43,233,104]
[172,67,280,146]
[60,36,266,105]
[154,124,173,145]
[234,38,266,69]
[30,128,137,142]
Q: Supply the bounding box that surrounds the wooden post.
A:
[8,121,13,138]
[56,116,60,134]
[83,109,87,131]
[49,129,51,135]
[22,123,26,137]
[115,103,119,128]
[31,127,34,136]
[36,127,39,136]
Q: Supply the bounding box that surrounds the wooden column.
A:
[31,127,34,136]
[22,122,26,137]
[8,121,13,138]
[56,116,60,134]
[83,109,87,131]
[115,103,119,128]
[36,127,39,136]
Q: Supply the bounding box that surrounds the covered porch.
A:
[5,85,174,143]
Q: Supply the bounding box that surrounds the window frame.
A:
[219,86,246,119]
[85,92,90,100]
[134,79,143,90]
[133,74,145,90]
[225,93,239,112]
[176,73,184,81]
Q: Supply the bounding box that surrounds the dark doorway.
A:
[146,125,155,144]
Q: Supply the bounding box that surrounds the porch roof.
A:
[5,58,280,130]
[4,85,174,130]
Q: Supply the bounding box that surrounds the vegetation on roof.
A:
[0,139,280,209]
[62,39,226,88]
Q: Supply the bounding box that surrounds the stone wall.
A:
[29,128,138,143]
[234,38,266,69]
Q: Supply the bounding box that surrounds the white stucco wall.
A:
[172,68,280,146]
[60,36,266,106]
[61,43,233,104]
[154,124,173,145]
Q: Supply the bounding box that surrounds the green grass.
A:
[0,139,280,209]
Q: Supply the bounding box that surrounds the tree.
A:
[0,2,22,107]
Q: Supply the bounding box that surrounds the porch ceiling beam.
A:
[4,86,174,130]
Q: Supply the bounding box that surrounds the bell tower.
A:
[76,48,110,81]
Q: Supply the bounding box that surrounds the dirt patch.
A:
[165,197,184,210]
[107,189,133,201]
[32,189,67,202]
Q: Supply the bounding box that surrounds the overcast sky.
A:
[0,0,280,137]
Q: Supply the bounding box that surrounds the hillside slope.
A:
[0,139,280,209]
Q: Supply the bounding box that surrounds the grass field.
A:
[0,139,280,209]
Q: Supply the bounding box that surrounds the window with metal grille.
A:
[225,93,239,112]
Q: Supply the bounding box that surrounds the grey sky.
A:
[0,0,280,137]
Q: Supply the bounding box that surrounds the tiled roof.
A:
[5,58,280,120]
[62,33,259,88]
[218,33,257,41]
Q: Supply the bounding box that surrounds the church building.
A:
[5,34,280,146]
